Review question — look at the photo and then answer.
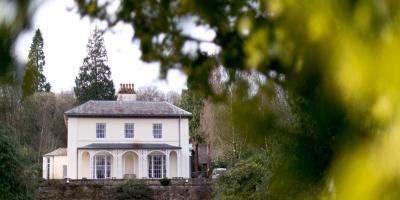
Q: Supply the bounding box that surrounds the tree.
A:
[74,28,115,103]
[180,89,204,172]
[22,29,51,98]
[136,86,165,102]
[0,122,32,200]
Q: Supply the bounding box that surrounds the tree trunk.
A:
[195,143,199,172]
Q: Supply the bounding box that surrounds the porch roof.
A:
[44,148,67,156]
[78,143,181,150]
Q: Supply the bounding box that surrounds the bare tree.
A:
[165,91,181,105]
[136,86,166,101]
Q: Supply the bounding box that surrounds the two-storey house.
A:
[43,84,192,179]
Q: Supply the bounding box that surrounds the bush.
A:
[115,180,154,200]
[159,178,170,186]
[0,122,33,200]
[214,151,270,200]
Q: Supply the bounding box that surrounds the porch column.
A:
[112,150,121,179]
[141,150,148,178]
[166,150,170,178]
[117,150,123,179]
[77,150,81,179]
[89,151,94,179]
[138,150,142,178]
[177,150,181,177]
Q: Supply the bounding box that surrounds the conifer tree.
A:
[22,29,51,98]
[74,28,115,103]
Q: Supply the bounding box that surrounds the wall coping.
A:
[39,178,212,187]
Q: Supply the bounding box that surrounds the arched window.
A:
[93,154,113,179]
[148,152,166,178]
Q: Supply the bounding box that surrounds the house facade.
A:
[43,84,192,179]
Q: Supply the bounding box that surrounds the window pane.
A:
[94,155,112,179]
[152,123,162,138]
[96,155,105,179]
[96,123,106,138]
[125,123,134,138]
[148,154,166,178]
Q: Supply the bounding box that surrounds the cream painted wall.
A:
[75,118,180,147]
[53,156,68,179]
[82,152,90,178]
[169,151,177,177]
[43,156,67,179]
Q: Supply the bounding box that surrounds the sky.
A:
[14,0,192,93]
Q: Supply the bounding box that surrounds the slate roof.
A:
[78,143,181,150]
[65,101,192,118]
[44,148,67,156]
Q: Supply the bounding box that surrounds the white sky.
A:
[14,0,194,93]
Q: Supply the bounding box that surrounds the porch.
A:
[77,144,181,179]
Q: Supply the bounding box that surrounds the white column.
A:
[138,150,142,178]
[141,150,148,178]
[117,150,123,179]
[77,150,81,179]
[178,150,181,177]
[89,151,94,179]
[42,157,47,179]
[166,150,170,178]
[112,150,117,178]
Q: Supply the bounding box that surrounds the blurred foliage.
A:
[0,0,31,82]
[0,122,34,200]
[64,0,400,199]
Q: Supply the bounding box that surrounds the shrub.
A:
[115,180,154,200]
[159,178,170,186]
[214,151,270,200]
[0,122,33,200]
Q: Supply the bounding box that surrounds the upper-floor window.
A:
[96,123,106,138]
[125,123,134,138]
[153,123,162,138]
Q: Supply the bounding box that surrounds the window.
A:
[125,123,134,138]
[96,123,106,138]
[148,154,166,178]
[153,123,162,138]
[93,154,112,179]
[47,157,50,179]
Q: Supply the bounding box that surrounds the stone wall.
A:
[36,179,213,200]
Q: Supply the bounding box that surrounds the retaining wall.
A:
[37,179,213,200]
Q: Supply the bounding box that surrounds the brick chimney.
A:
[117,83,137,101]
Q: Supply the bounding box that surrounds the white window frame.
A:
[148,154,166,178]
[152,123,162,139]
[96,123,106,138]
[47,157,51,179]
[93,154,112,179]
[125,123,134,138]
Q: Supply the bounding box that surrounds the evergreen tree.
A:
[74,28,115,103]
[22,29,51,98]
[180,90,204,171]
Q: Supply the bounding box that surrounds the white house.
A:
[43,84,192,179]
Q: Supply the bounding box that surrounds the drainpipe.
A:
[179,114,181,147]
[76,149,78,179]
